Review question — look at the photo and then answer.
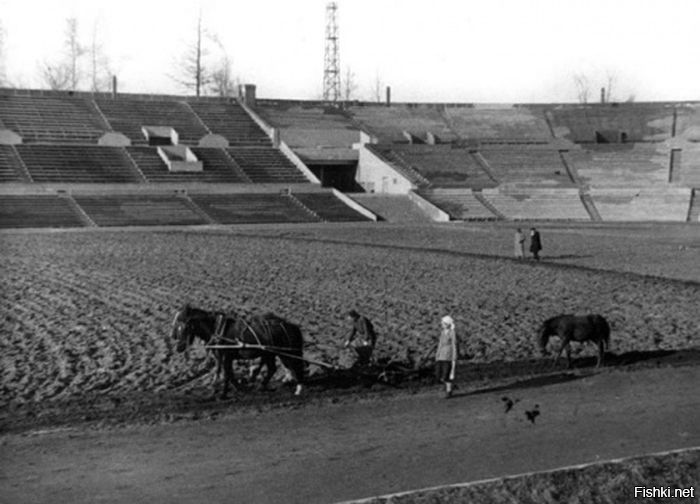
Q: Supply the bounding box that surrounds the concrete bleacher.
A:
[189,100,271,145]
[443,105,552,141]
[590,187,691,221]
[674,143,700,187]
[417,188,498,220]
[477,145,576,188]
[16,145,142,183]
[567,144,670,187]
[546,104,675,143]
[95,98,209,145]
[349,194,433,222]
[189,193,318,224]
[481,188,590,220]
[125,147,250,183]
[0,145,28,182]
[349,104,459,143]
[0,94,107,143]
[255,102,360,148]
[292,192,371,222]
[226,147,310,183]
[73,194,207,226]
[368,144,497,189]
[674,104,700,141]
[0,195,85,228]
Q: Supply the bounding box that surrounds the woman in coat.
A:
[435,315,458,398]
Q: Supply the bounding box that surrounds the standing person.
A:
[529,227,542,261]
[343,309,377,367]
[514,228,525,259]
[435,315,458,398]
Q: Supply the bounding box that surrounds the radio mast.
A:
[323,2,341,102]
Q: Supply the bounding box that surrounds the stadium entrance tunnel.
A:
[307,161,363,192]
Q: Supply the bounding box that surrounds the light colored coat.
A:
[436,326,457,362]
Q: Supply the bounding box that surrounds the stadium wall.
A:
[357,135,414,194]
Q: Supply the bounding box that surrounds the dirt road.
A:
[2,364,699,504]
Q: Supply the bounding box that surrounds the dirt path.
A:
[2,364,699,504]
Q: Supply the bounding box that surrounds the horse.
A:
[537,314,610,368]
[171,304,305,398]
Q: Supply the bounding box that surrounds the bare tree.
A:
[42,63,71,90]
[207,34,237,97]
[343,66,357,101]
[42,17,85,90]
[65,17,84,90]
[573,73,590,104]
[172,12,210,96]
[89,19,112,92]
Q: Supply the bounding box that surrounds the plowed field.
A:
[1,222,699,431]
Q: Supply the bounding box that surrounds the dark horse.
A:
[171,305,304,398]
[537,314,610,368]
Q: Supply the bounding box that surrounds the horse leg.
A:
[552,343,564,369]
[248,360,262,383]
[597,340,605,368]
[259,355,277,391]
[221,353,236,400]
[280,356,304,396]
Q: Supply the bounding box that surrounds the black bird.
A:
[501,396,520,413]
[525,404,540,424]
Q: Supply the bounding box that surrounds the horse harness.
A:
[209,312,295,354]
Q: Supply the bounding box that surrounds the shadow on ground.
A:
[1,348,698,434]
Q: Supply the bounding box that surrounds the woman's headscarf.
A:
[441,315,455,331]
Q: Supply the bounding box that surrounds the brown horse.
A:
[537,314,610,368]
[171,304,304,398]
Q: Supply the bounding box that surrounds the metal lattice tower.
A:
[323,2,341,103]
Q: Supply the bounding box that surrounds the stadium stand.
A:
[0,94,108,144]
[73,194,207,226]
[674,144,700,187]
[546,104,675,143]
[566,144,671,187]
[349,194,433,222]
[94,98,209,145]
[0,145,28,182]
[125,147,250,183]
[477,145,576,188]
[348,104,459,143]
[16,145,143,183]
[0,194,85,228]
[417,188,499,220]
[254,101,359,148]
[292,192,371,221]
[189,193,319,224]
[481,188,590,220]
[589,187,692,221]
[367,144,497,189]
[188,100,271,145]
[674,104,700,141]
[443,105,552,141]
[226,147,310,183]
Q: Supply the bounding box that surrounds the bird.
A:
[501,396,520,413]
[525,404,541,424]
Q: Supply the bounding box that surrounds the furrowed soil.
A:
[1,222,699,503]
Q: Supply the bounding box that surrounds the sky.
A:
[0,0,699,103]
